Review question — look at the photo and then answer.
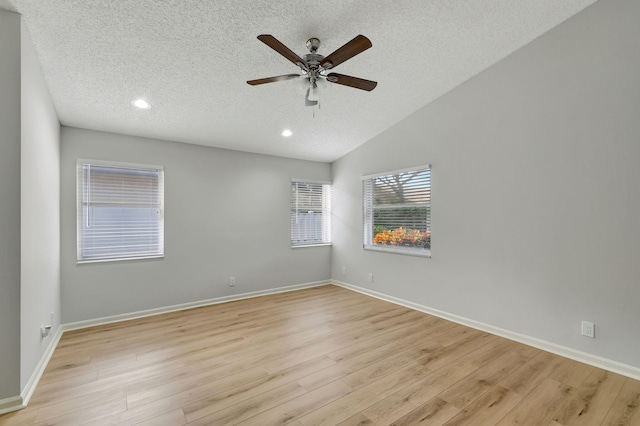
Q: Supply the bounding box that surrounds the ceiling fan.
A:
[247,34,377,106]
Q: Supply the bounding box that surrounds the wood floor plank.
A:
[601,379,640,426]
[0,408,39,425]
[415,330,495,372]
[257,315,428,375]
[33,396,127,426]
[441,385,523,426]
[184,381,309,425]
[387,397,460,426]
[339,342,444,390]
[325,315,449,363]
[181,355,337,423]
[33,345,259,416]
[296,319,453,392]
[456,336,519,369]
[133,408,187,426]
[297,361,438,425]
[358,358,477,425]
[437,347,532,410]
[126,365,268,409]
[91,364,272,425]
[0,285,638,426]
[233,379,353,426]
[37,352,138,385]
[336,413,378,426]
[550,369,628,425]
[32,389,125,424]
[499,351,566,397]
[28,371,99,406]
[495,378,576,425]
[547,357,595,388]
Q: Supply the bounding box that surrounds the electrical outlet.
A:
[342,266,347,275]
[229,277,236,287]
[581,321,595,338]
[368,273,374,283]
[40,325,51,339]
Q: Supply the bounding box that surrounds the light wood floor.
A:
[1,285,639,426]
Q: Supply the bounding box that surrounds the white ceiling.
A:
[7,0,597,162]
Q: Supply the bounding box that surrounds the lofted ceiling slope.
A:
[7,0,597,162]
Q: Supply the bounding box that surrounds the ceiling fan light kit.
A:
[247,34,377,107]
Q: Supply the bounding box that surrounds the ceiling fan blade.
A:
[326,73,377,91]
[257,35,306,67]
[320,35,372,69]
[247,74,301,85]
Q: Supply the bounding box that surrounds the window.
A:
[363,165,431,256]
[291,180,331,247]
[77,160,164,262]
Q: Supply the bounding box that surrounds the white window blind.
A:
[291,181,331,247]
[77,161,164,262]
[363,166,431,256]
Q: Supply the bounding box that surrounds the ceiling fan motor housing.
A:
[303,39,326,83]
[304,53,325,69]
[304,38,326,75]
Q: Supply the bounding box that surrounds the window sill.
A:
[77,254,164,265]
[291,243,332,249]
[363,245,431,258]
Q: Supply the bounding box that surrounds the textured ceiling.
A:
[8,0,597,162]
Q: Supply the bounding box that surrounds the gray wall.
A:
[61,127,331,323]
[331,0,640,369]
[0,8,22,401]
[20,21,60,390]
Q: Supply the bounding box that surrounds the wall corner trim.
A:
[331,280,640,381]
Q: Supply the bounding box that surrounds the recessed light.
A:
[282,129,293,137]
[131,99,151,109]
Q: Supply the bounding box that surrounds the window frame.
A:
[76,159,165,263]
[362,165,431,258]
[290,179,332,248]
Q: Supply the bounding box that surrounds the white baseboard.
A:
[62,280,331,332]
[331,280,640,381]
[0,326,63,415]
[21,327,63,406]
[0,396,23,416]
